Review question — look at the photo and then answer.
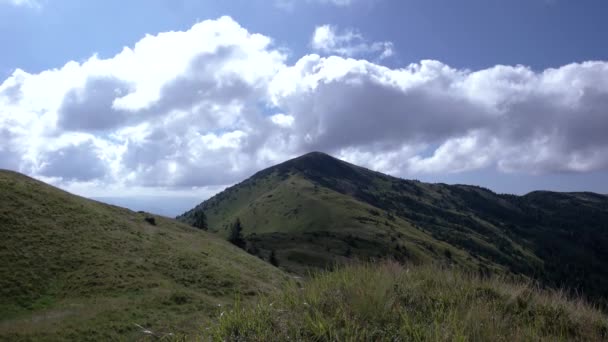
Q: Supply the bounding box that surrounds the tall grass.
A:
[207,262,608,341]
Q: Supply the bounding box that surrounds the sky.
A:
[1,0,608,216]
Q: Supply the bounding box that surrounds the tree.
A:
[228,218,246,249]
[444,248,452,260]
[144,216,156,226]
[269,250,279,267]
[345,247,352,258]
[192,210,208,230]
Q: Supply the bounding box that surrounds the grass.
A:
[207,262,608,341]
[0,170,286,341]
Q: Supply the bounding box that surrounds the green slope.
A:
[181,163,480,275]
[0,170,286,341]
[210,262,608,341]
[179,152,608,305]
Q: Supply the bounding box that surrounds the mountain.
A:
[0,170,286,341]
[179,152,608,305]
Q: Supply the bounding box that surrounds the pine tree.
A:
[228,218,245,249]
[269,250,279,267]
[193,210,208,230]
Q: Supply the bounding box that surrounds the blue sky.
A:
[1,0,608,215]
[3,0,608,75]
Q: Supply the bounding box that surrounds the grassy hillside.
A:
[208,262,608,341]
[180,162,483,275]
[179,152,608,305]
[0,170,286,341]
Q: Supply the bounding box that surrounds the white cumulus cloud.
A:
[311,24,394,60]
[269,56,608,175]
[0,16,287,191]
[1,16,608,201]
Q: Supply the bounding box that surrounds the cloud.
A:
[0,16,286,188]
[269,56,608,175]
[38,140,108,181]
[311,25,394,60]
[1,16,608,199]
[58,77,134,132]
[0,128,21,170]
[270,113,295,127]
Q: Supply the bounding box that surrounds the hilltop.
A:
[0,170,286,341]
[179,152,608,304]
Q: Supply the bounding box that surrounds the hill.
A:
[209,262,608,341]
[178,152,608,305]
[0,170,286,341]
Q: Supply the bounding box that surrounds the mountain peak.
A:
[298,151,332,158]
[266,151,365,181]
[287,151,337,165]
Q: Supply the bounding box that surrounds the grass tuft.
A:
[207,262,608,341]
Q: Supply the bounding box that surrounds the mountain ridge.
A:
[179,152,608,305]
